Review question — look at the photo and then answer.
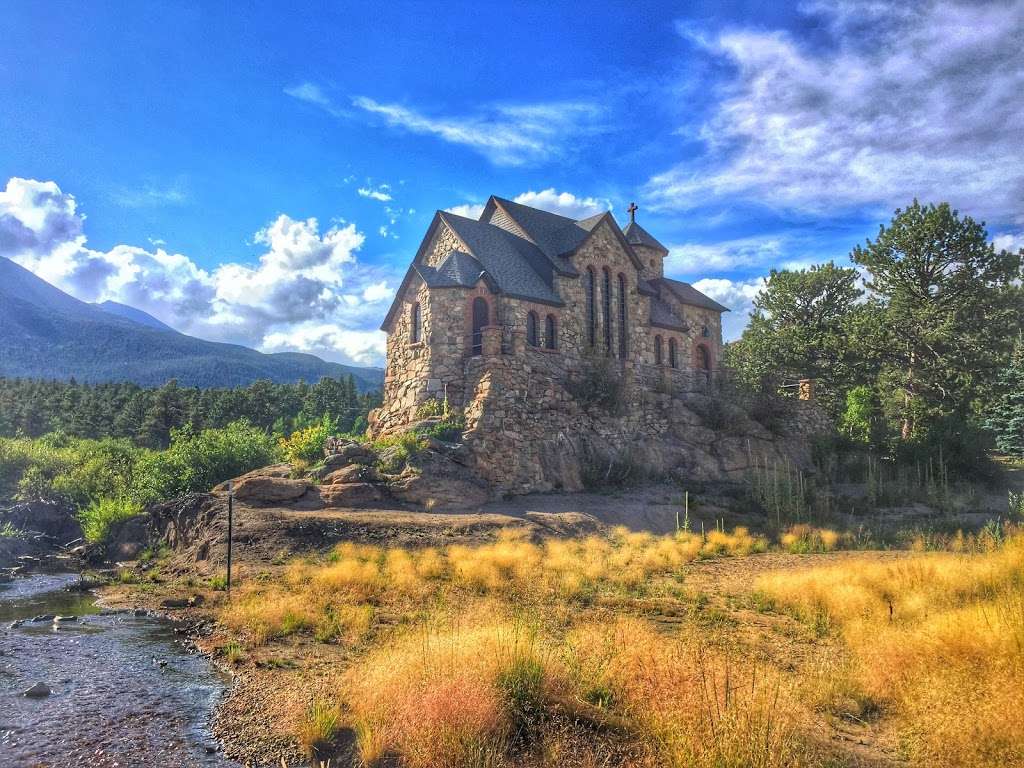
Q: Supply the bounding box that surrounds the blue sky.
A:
[2,1,1022,365]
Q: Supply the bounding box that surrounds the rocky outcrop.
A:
[231,476,309,505]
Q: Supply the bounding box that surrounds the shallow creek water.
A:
[0,573,239,767]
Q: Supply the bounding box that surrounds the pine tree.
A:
[987,337,1024,457]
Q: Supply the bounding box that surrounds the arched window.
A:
[617,273,627,359]
[696,344,711,371]
[668,338,678,369]
[410,302,421,344]
[701,325,710,338]
[602,267,612,354]
[545,314,557,350]
[585,267,596,348]
[526,311,539,347]
[470,297,489,356]
[654,335,663,365]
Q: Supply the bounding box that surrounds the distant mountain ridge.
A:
[0,257,383,391]
[93,300,176,332]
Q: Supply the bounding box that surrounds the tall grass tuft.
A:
[756,533,1024,767]
[78,496,143,542]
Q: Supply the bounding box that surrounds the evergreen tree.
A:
[986,337,1024,457]
[852,201,1022,439]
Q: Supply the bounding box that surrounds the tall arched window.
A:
[654,335,663,365]
[696,344,711,371]
[585,267,596,348]
[410,302,421,344]
[668,338,678,369]
[602,267,612,354]
[526,311,539,347]
[545,314,557,350]
[617,273,627,359]
[470,297,489,356]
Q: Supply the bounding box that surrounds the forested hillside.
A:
[0,376,381,448]
[0,257,383,390]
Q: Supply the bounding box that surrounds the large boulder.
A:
[231,476,309,504]
[213,463,293,492]
[318,483,384,508]
[324,464,380,485]
[391,473,490,511]
[0,502,82,545]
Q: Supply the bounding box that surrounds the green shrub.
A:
[371,431,427,473]
[278,414,339,465]
[413,415,465,443]
[132,420,278,503]
[79,496,143,543]
[415,398,446,419]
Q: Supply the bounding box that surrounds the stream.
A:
[0,573,239,767]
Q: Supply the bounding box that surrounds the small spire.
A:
[627,202,638,223]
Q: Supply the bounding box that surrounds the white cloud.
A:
[510,189,611,219]
[993,232,1024,253]
[352,96,603,166]
[284,82,349,118]
[357,184,392,202]
[690,277,765,341]
[649,1,1024,223]
[666,236,784,275]
[445,203,485,220]
[446,188,611,222]
[0,177,392,366]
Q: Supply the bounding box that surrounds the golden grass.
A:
[343,611,811,768]
[756,533,1024,767]
[221,526,767,645]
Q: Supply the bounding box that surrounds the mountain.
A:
[94,300,176,332]
[0,257,383,391]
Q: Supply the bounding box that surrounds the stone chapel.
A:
[371,195,728,437]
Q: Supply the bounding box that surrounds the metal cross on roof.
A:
[627,202,638,222]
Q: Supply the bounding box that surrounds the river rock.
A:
[23,682,51,698]
[232,476,309,504]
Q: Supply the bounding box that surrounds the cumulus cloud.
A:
[993,232,1024,253]
[352,96,604,166]
[690,277,765,341]
[445,203,486,220]
[510,189,611,219]
[649,1,1024,222]
[446,188,611,222]
[0,177,392,366]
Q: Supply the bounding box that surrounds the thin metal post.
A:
[226,480,233,596]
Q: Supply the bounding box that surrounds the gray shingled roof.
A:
[656,277,730,313]
[623,221,669,254]
[440,212,564,306]
[491,197,592,260]
[414,250,487,288]
[649,296,688,331]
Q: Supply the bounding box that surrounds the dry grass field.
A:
[194,522,1023,768]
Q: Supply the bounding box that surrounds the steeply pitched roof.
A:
[654,277,730,313]
[623,221,669,254]
[439,212,563,306]
[488,197,590,260]
[415,250,487,288]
